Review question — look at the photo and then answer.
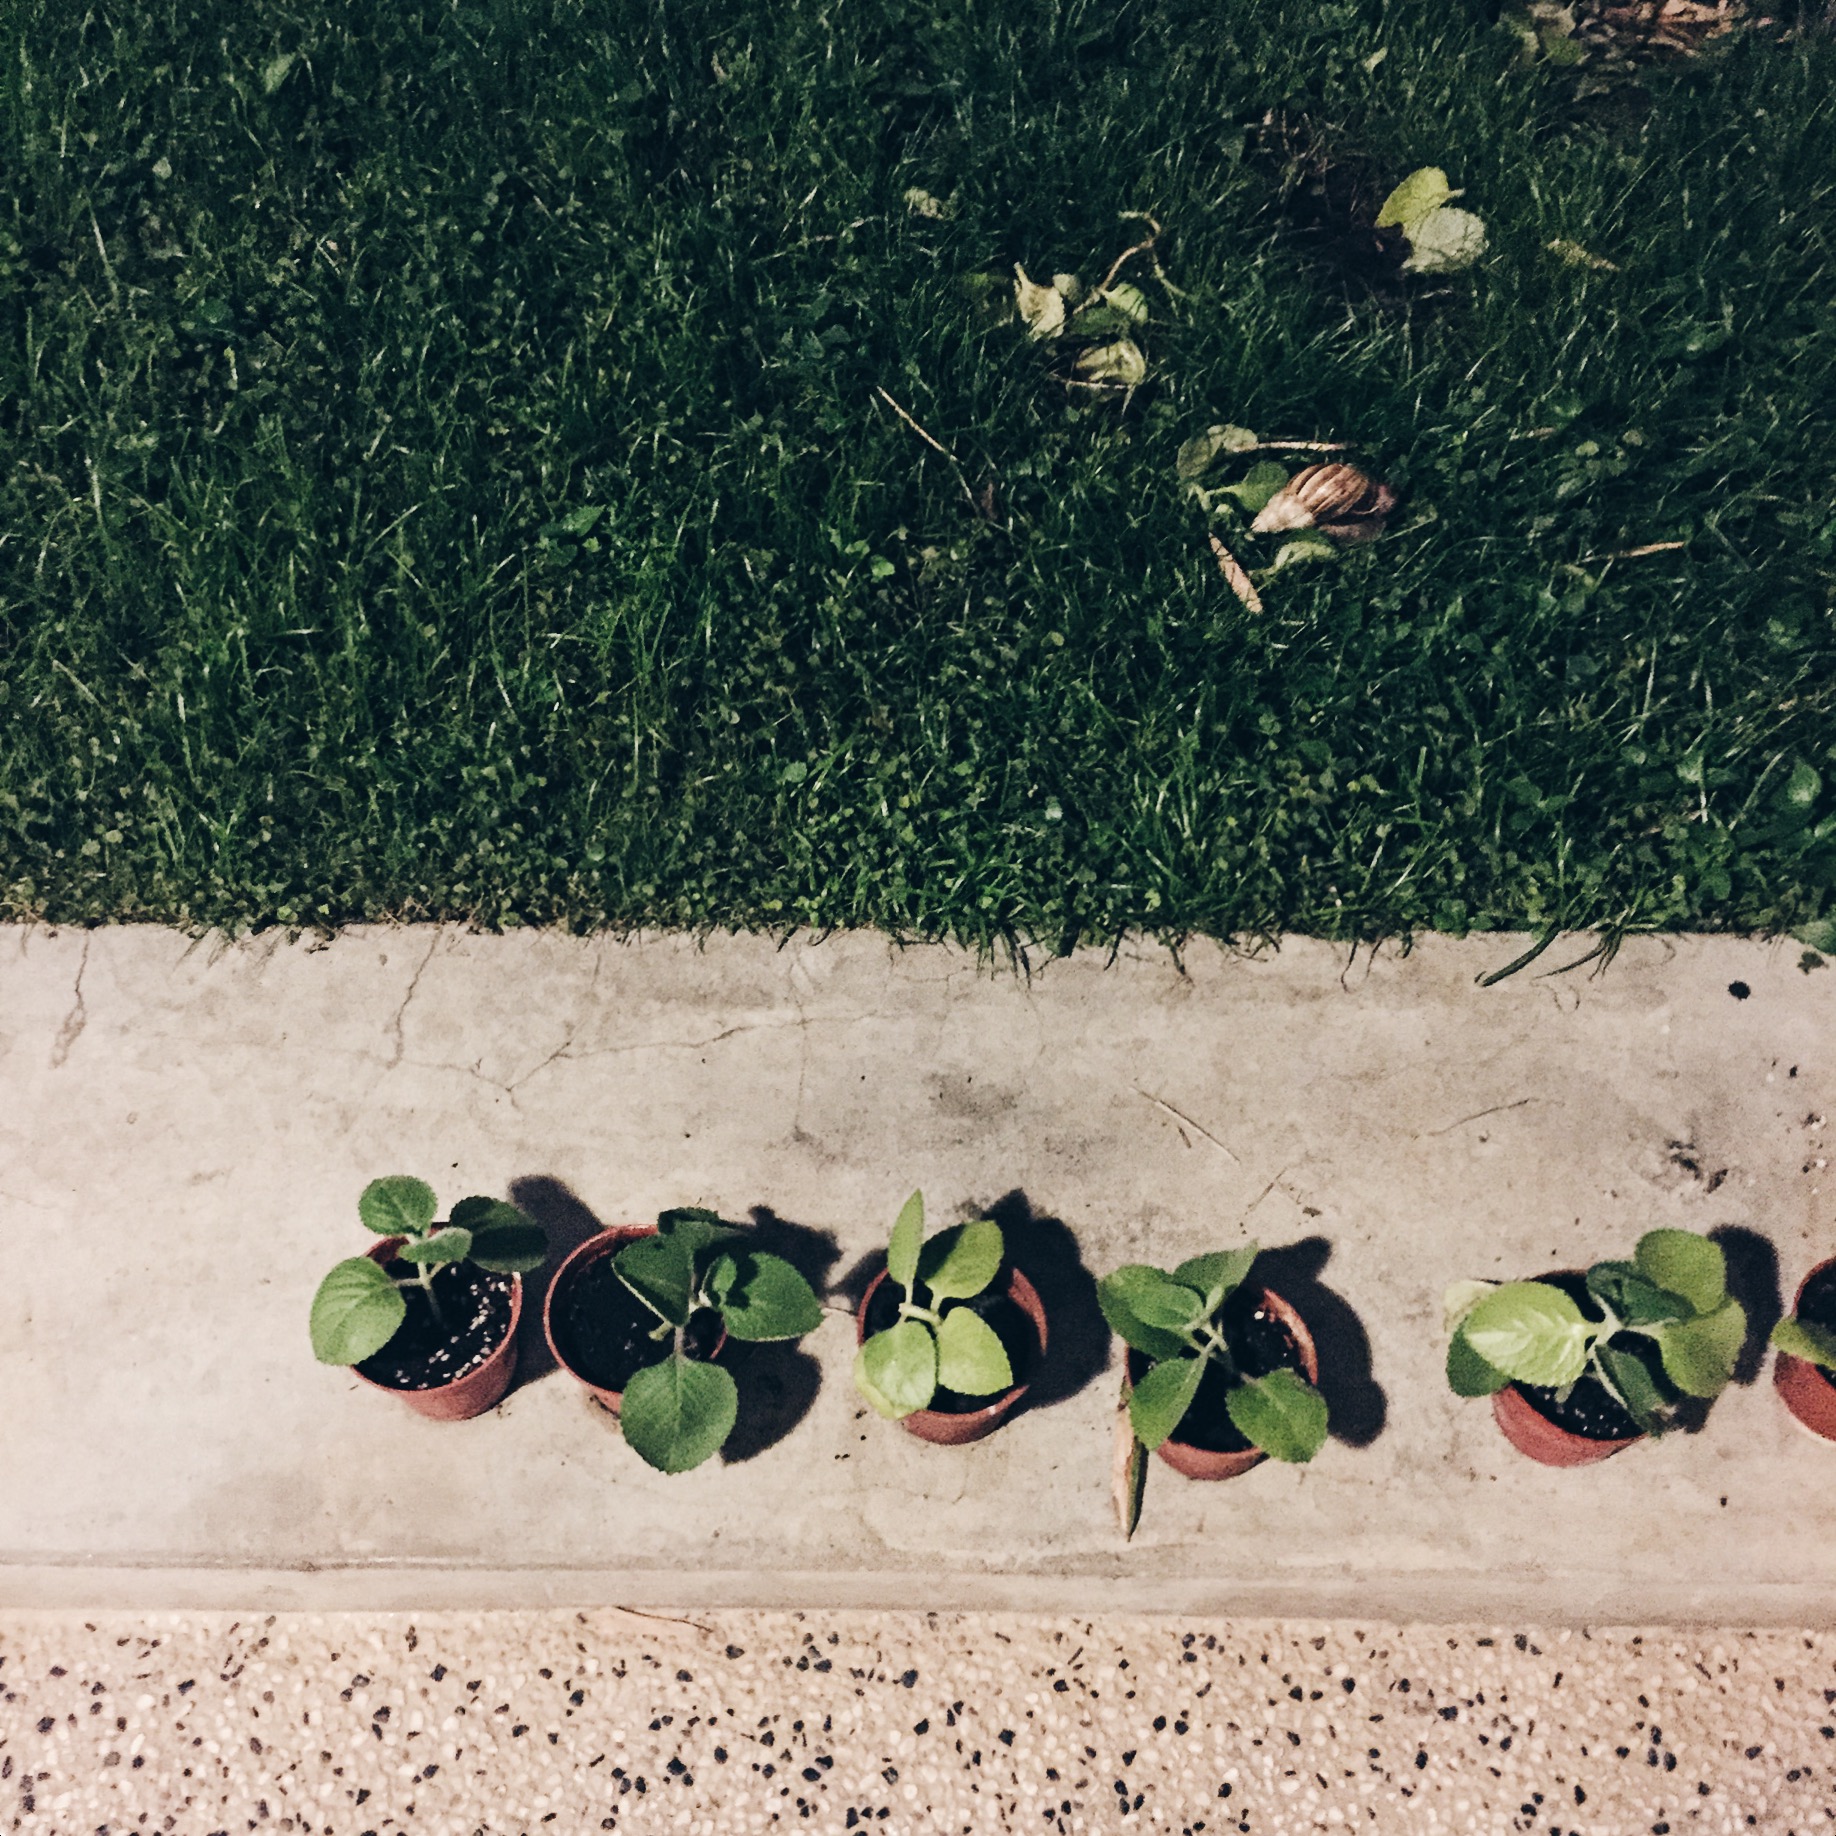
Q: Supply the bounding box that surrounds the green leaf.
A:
[855,1319,937,1419]
[1459,1282,1592,1388]
[935,1306,1014,1396]
[1785,764,1821,809]
[888,1190,924,1291]
[1633,1230,1726,1315]
[261,52,297,95]
[1652,1299,1746,1399]
[1772,1317,1836,1371]
[1446,1327,1510,1397]
[1100,282,1149,323]
[619,1355,739,1473]
[1071,338,1147,386]
[310,1258,407,1365]
[358,1176,438,1239]
[1375,166,1454,230]
[1215,461,1289,516]
[1792,920,1836,955]
[1226,1368,1329,1463]
[1586,1260,1690,1326]
[1401,206,1488,275]
[1097,1268,1193,1360]
[557,504,606,538]
[1128,1354,1206,1451]
[614,1232,697,1327]
[1104,1265,1204,1332]
[1013,264,1065,339]
[396,1226,473,1266]
[1442,1280,1497,1337]
[465,1207,548,1275]
[919,1219,1004,1301]
[1266,531,1341,575]
[707,1251,822,1342]
[1171,1247,1259,1316]
[1595,1343,1669,1435]
[1176,424,1258,480]
[655,1208,746,1258]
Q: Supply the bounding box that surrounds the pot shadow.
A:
[1248,1238,1387,1447]
[720,1207,842,1464]
[1711,1224,1783,1388]
[834,1189,1108,1421]
[505,1175,619,1392]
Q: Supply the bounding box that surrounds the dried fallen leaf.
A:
[1177,424,1260,479]
[1400,205,1488,274]
[1113,1388,1147,1541]
[1548,237,1619,271]
[1071,338,1147,386]
[1013,265,1066,340]
[1209,534,1265,614]
[903,187,955,220]
[1375,166,1454,230]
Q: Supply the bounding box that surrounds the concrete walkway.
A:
[1,926,1831,1622]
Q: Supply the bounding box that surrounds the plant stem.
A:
[418,1260,446,1329]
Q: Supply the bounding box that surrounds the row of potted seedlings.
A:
[310,1180,1836,1513]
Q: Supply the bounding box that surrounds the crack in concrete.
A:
[1420,1096,1551,1138]
[385,934,441,1071]
[48,934,90,1070]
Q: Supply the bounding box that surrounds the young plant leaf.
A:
[1633,1230,1727,1316]
[1071,339,1147,386]
[1226,1368,1329,1463]
[619,1355,739,1473]
[1013,265,1066,340]
[1446,1326,1510,1397]
[1266,531,1341,575]
[358,1175,438,1238]
[1176,424,1258,480]
[1106,1266,1205,1332]
[1400,206,1487,275]
[1651,1298,1746,1399]
[310,1257,407,1365]
[1097,1272,1190,1362]
[1595,1342,1669,1435]
[1458,1282,1592,1389]
[1113,1396,1147,1542]
[919,1219,1004,1301]
[614,1232,697,1327]
[706,1251,822,1342]
[1772,1317,1836,1370]
[1586,1260,1689,1326]
[656,1208,746,1258]
[935,1305,1014,1396]
[1171,1247,1259,1316]
[1375,166,1454,230]
[888,1190,924,1292]
[855,1318,937,1419]
[466,1218,548,1274]
[1215,461,1290,516]
[1442,1279,1498,1337]
[396,1226,473,1265]
[1128,1354,1206,1451]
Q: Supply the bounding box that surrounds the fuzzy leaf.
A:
[1586,1260,1690,1326]
[1171,1247,1259,1316]
[1128,1354,1205,1451]
[919,1218,1004,1301]
[1596,1342,1669,1435]
[1401,206,1488,275]
[707,1251,822,1342]
[887,1190,924,1291]
[935,1306,1014,1396]
[856,1318,937,1419]
[1446,1327,1510,1397]
[1459,1281,1592,1389]
[1097,1270,1191,1361]
[1652,1299,1746,1399]
[1071,338,1146,386]
[1375,166,1454,230]
[1773,1317,1836,1371]
[619,1355,738,1473]
[1634,1230,1726,1316]
[358,1175,438,1238]
[310,1257,407,1366]
[655,1208,746,1258]
[614,1231,697,1327]
[1442,1279,1497,1338]
[462,1204,548,1274]
[1226,1368,1329,1463]
[1176,424,1259,479]
[1013,265,1066,339]
[395,1226,473,1266]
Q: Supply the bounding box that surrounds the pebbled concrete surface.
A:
[3,1611,1835,1834]
[1,926,1833,1621]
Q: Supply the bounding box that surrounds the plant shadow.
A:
[1711,1224,1783,1388]
[1250,1237,1387,1447]
[836,1189,1108,1422]
[505,1174,617,1392]
[721,1207,842,1464]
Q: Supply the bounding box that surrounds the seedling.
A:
[310,1175,547,1365]
[609,1209,823,1472]
[1099,1244,1330,1463]
[1445,1228,1747,1431]
[854,1192,1015,1418]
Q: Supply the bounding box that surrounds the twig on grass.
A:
[872,385,991,522]
[1208,533,1264,614]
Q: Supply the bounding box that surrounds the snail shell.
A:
[1250,463,1397,542]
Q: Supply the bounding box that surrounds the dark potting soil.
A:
[1133,1287,1308,1455]
[862,1277,1038,1414]
[1797,1262,1836,1336]
[551,1253,722,1393]
[1512,1271,1650,1441]
[356,1260,513,1391]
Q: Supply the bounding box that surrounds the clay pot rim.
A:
[855,1263,1047,1432]
[354,1235,523,1400]
[1776,1253,1836,1399]
[1497,1268,1645,1451]
[1123,1284,1319,1463]
[542,1223,729,1402]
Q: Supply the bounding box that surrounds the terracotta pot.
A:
[1774,1256,1836,1444]
[1124,1287,1319,1481]
[857,1266,1048,1446]
[1487,1270,1641,1467]
[355,1237,522,1422]
[544,1224,727,1417]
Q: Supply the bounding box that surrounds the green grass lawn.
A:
[3,0,1834,951]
